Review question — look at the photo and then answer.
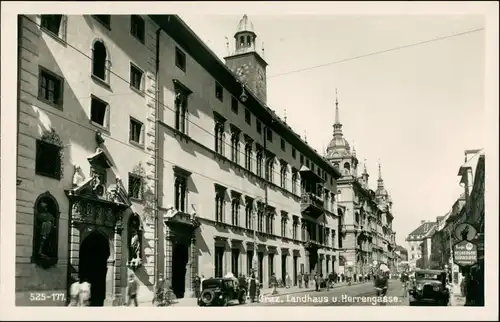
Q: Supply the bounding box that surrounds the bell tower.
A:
[224,14,268,103]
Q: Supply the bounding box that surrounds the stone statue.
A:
[129,229,141,260]
[37,202,55,259]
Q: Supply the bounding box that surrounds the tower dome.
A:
[236,14,255,35]
[325,89,352,158]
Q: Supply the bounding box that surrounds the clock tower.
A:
[224,14,268,104]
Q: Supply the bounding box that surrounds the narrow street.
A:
[244,281,409,306]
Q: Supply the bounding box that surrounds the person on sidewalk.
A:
[298,272,303,288]
[270,273,278,295]
[314,273,321,292]
[193,275,201,300]
[285,273,291,289]
[127,273,139,307]
[304,273,309,288]
[249,273,258,302]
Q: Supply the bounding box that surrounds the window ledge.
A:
[35,171,61,181]
[129,140,145,150]
[89,120,110,134]
[130,85,146,97]
[91,74,111,91]
[172,129,190,143]
[40,28,67,46]
[131,34,145,45]
[37,96,63,111]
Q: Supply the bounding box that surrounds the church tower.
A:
[224,14,268,103]
[325,89,358,177]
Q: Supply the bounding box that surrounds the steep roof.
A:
[406,221,437,241]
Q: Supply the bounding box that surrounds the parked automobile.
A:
[409,269,449,306]
[198,278,247,306]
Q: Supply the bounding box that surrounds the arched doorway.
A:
[171,242,189,299]
[79,231,110,306]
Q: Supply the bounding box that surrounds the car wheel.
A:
[200,289,215,306]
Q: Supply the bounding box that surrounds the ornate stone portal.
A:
[65,149,131,306]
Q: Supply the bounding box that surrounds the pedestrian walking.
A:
[298,272,303,288]
[270,273,278,295]
[304,273,309,288]
[249,273,258,302]
[285,273,291,289]
[193,275,201,299]
[127,273,139,307]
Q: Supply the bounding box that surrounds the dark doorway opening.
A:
[258,252,264,283]
[79,231,110,306]
[309,251,318,274]
[172,242,189,299]
[293,256,298,286]
[281,254,287,286]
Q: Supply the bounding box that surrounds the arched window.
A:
[343,162,351,173]
[239,36,244,47]
[92,40,108,81]
[32,191,60,268]
[246,36,251,46]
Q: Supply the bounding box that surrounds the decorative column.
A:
[112,214,123,306]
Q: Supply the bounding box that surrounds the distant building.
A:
[324,93,397,275]
[405,221,437,269]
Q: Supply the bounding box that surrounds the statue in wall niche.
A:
[130,228,141,260]
[127,214,143,269]
[37,202,56,260]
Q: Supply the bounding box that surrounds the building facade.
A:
[405,220,437,269]
[324,95,397,276]
[152,14,342,298]
[16,14,343,305]
[16,14,159,305]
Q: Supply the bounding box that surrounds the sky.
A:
[179,14,486,246]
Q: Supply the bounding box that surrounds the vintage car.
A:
[409,269,449,306]
[198,278,247,306]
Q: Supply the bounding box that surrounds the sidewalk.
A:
[449,289,466,306]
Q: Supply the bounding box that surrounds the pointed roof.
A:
[235,14,256,36]
[326,89,351,158]
[376,162,388,196]
[406,221,437,241]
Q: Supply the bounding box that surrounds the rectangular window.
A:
[214,246,224,278]
[214,121,224,155]
[280,138,286,151]
[231,198,240,226]
[35,140,61,180]
[256,120,262,134]
[90,96,109,129]
[245,109,251,125]
[230,131,239,163]
[306,159,310,168]
[175,93,188,134]
[247,250,254,275]
[215,189,225,223]
[231,97,238,114]
[268,254,274,279]
[244,143,252,171]
[40,15,64,37]
[130,63,143,91]
[128,173,143,199]
[130,15,145,43]
[231,249,240,277]
[174,175,188,212]
[129,117,144,145]
[266,128,273,142]
[215,82,223,101]
[292,148,296,159]
[38,67,64,109]
[300,154,304,164]
[245,203,253,229]
[92,15,111,29]
[175,47,186,72]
